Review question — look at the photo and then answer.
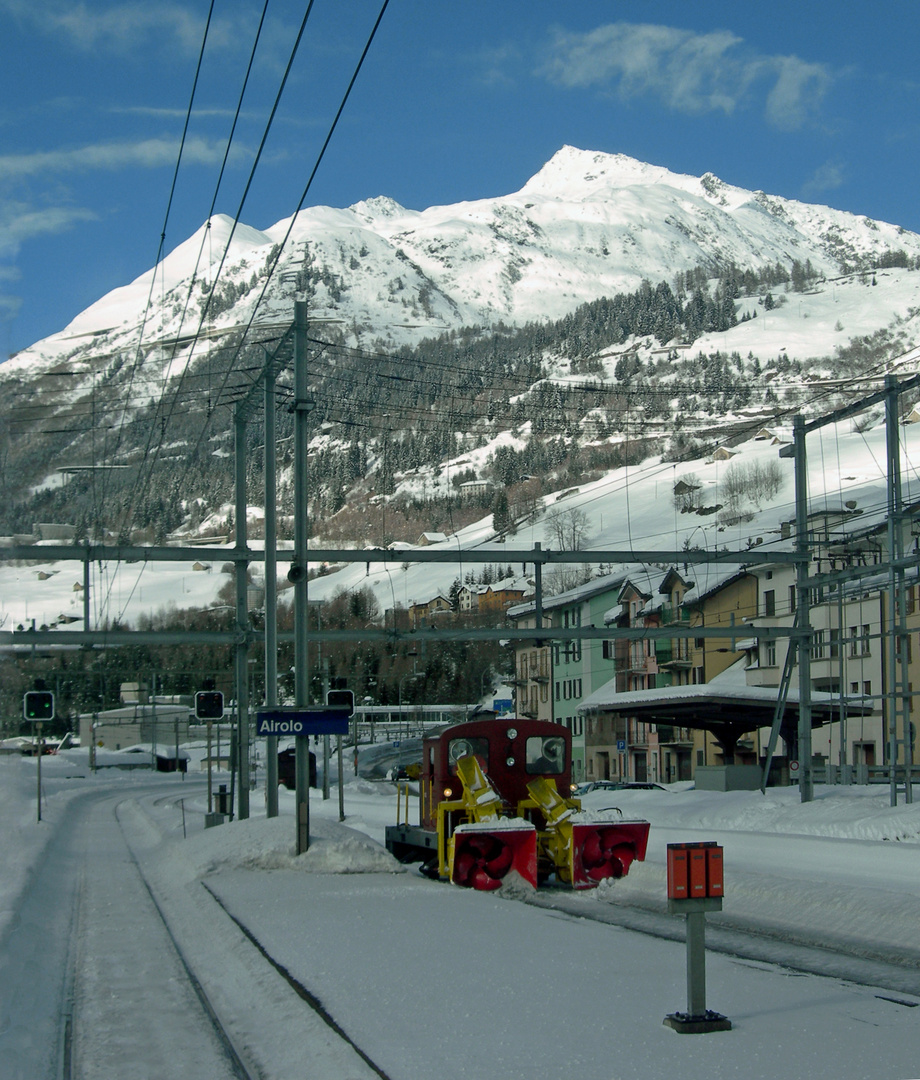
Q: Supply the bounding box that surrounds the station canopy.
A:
[578,658,870,753]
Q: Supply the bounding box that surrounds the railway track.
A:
[60,787,254,1080]
[525,881,920,1000]
[1,780,387,1080]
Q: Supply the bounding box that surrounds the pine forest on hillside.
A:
[5,252,920,550]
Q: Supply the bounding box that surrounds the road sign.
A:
[617,739,626,752]
[789,760,800,775]
[256,707,351,737]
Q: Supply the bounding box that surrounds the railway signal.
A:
[326,688,354,715]
[23,690,54,721]
[195,690,224,720]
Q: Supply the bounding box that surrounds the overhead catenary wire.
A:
[96,0,219,529]
[122,1,320,534]
[124,0,391,543]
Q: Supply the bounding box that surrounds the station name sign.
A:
[256,707,351,737]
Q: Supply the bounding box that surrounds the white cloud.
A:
[802,160,846,198]
[0,200,97,323]
[765,55,833,130]
[0,0,241,55]
[0,136,236,181]
[539,21,833,129]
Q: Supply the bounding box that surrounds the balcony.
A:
[659,656,693,671]
[659,603,691,626]
[657,642,692,670]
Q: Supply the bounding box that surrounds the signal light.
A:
[24,690,54,721]
[326,689,354,715]
[195,690,224,720]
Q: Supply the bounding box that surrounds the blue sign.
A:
[256,708,350,737]
[617,740,626,752]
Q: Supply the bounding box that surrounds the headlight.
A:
[506,756,515,767]
[506,727,518,740]
[443,786,453,798]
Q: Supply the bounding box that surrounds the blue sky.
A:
[2,0,918,356]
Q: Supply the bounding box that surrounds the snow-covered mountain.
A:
[9,145,920,372]
[4,145,920,546]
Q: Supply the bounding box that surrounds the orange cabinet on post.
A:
[666,842,724,901]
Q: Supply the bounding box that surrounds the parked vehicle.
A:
[573,780,667,795]
[385,717,649,891]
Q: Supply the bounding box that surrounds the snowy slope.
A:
[0,406,915,637]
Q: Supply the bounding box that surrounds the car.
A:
[571,780,624,796]
[572,780,667,795]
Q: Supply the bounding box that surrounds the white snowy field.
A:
[1,746,919,1080]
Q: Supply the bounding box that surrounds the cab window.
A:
[447,736,490,775]
[524,735,565,774]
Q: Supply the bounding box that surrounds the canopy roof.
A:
[578,659,870,746]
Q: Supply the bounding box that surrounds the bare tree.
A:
[544,506,591,550]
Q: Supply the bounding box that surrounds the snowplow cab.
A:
[419,716,571,830]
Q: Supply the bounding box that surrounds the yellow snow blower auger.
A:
[522,776,650,888]
[444,754,537,891]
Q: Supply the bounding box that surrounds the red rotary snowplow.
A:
[385,716,649,892]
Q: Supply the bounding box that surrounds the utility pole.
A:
[234,412,251,819]
[264,363,280,816]
[792,415,814,803]
[293,299,314,853]
[885,375,911,805]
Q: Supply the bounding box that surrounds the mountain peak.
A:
[348,195,411,223]
[518,145,688,198]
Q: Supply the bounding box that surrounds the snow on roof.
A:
[578,657,854,712]
[507,569,632,619]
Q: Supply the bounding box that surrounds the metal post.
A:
[322,656,330,801]
[264,366,279,816]
[234,413,251,819]
[207,718,213,811]
[293,300,313,853]
[837,586,849,783]
[686,911,707,1016]
[83,550,91,631]
[36,721,42,822]
[337,736,345,821]
[885,375,910,805]
[792,415,814,802]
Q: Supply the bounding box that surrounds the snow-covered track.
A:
[93,799,256,1080]
[526,886,920,999]
[0,780,256,1080]
[203,884,394,1080]
[112,789,387,1080]
[65,787,256,1080]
